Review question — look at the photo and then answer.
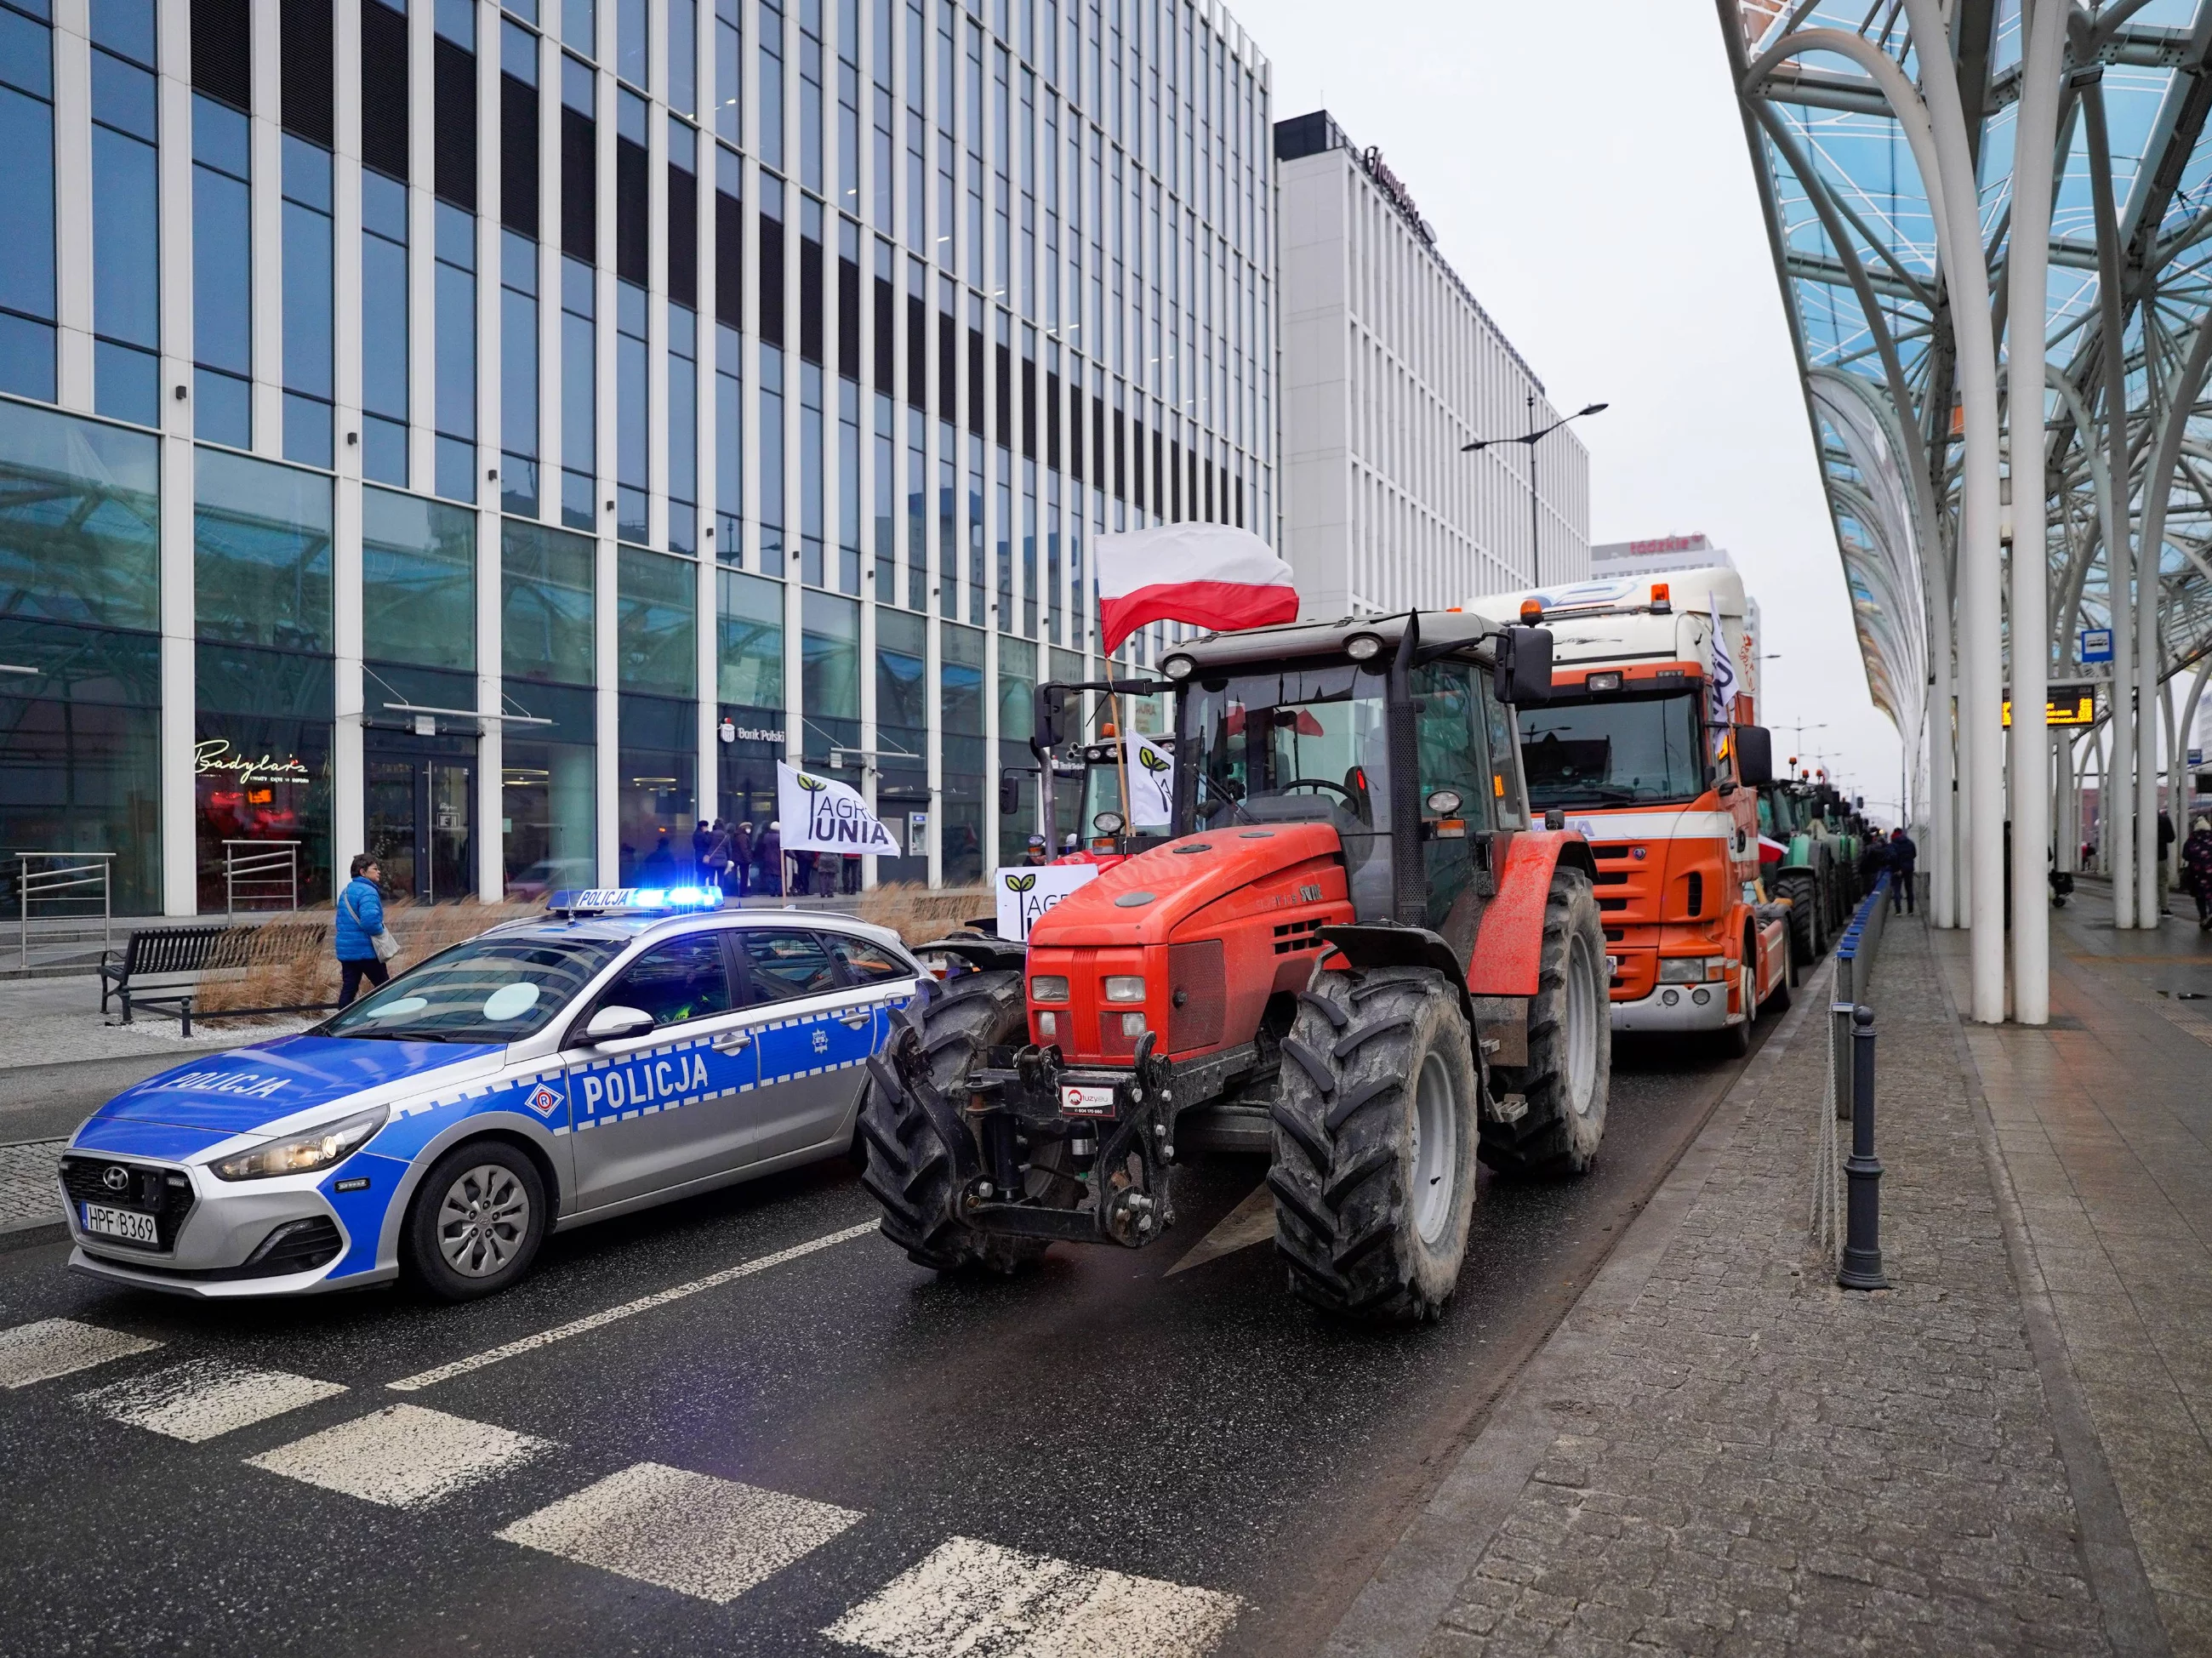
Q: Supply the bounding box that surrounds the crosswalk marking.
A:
[497,1461,864,1604]
[76,1359,345,1443]
[0,1319,161,1390]
[823,1536,1243,1658]
[245,1404,554,1508]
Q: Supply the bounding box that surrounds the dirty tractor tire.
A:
[1774,871,1820,968]
[1480,866,1611,1177]
[1268,967,1479,1323]
[857,969,1057,1276]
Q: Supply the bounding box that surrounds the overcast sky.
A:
[1230,0,1908,823]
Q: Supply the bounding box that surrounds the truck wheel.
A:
[1268,967,1479,1323]
[857,970,1050,1277]
[1714,930,1758,1057]
[1775,873,1819,967]
[1481,867,1611,1177]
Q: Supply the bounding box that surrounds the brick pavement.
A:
[1331,914,2148,1657]
[0,1140,64,1234]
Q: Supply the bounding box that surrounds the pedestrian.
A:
[1021,834,1051,867]
[841,852,862,894]
[334,853,395,1007]
[2182,816,2212,931]
[1886,826,1918,914]
[729,820,755,897]
[691,818,715,883]
[756,820,784,896]
[700,818,732,897]
[793,848,818,896]
[638,828,679,885]
[2158,809,2177,911]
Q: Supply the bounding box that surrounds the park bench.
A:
[98,923,339,1037]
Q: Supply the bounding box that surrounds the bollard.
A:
[1830,998,1854,1120]
[1838,1004,1889,1291]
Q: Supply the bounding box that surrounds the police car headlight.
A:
[213,1105,390,1182]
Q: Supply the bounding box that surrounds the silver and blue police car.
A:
[58,890,925,1301]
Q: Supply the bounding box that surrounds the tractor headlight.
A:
[1030,975,1069,1002]
[1103,976,1147,1003]
[1161,652,1196,681]
[213,1105,388,1182]
[1119,1013,1148,1037]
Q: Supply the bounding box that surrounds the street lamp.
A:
[1462,397,1609,586]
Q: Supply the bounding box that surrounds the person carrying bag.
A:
[335,853,400,1006]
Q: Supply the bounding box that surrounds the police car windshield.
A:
[322,935,627,1042]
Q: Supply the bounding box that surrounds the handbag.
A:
[343,888,402,963]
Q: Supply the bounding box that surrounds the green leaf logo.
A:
[1138,745,1171,775]
[796,773,826,793]
[1006,873,1037,893]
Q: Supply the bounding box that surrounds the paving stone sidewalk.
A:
[0,1140,65,1234]
[1335,915,2151,1657]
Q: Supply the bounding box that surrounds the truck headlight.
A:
[1029,975,1069,1001]
[1656,959,1703,984]
[212,1105,389,1182]
[1103,976,1146,1003]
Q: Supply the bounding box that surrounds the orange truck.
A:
[1470,561,1792,1054]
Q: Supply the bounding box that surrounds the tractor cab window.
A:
[1178,660,1395,920]
[1413,658,1493,939]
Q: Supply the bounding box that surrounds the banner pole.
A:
[1117,687,1135,848]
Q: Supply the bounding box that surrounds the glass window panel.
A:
[91,123,158,350]
[193,449,334,652]
[90,48,155,139]
[362,231,409,422]
[669,0,696,111]
[564,0,594,54]
[604,932,733,1024]
[799,584,858,722]
[617,0,647,87]
[362,487,476,669]
[192,162,251,376]
[88,0,156,66]
[282,196,334,400]
[502,519,596,683]
[191,92,248,175]
[436,257,477,437]
[0,7,53,100]
[0,83,55,327]
[736,927,838,1000]
[94,339,158,426]
[618,545,698,695]
[715,565,784,706]
[0,397,159,630]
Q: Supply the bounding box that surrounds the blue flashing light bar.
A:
[547,886,726,915]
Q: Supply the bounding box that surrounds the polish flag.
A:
[1094,524,1298,656]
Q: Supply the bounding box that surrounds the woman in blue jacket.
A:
[334,853,391,1006]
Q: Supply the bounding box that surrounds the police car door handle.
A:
[713,1031,753,1052]
[837,1011,871,1029]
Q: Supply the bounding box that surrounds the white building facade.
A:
[1274,108,1587,619]
[0,0,1278,914]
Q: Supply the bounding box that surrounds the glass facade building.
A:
[0,0,1274,913]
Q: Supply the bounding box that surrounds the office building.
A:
[0,0,1276,913]
[1274,108,1586,619]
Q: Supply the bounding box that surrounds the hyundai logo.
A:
[102,1165,130,1193]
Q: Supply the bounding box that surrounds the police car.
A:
[58,890,925,1301]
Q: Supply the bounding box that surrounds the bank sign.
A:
[776,761,899,854]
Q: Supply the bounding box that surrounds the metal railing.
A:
[10,851,115,970]
[223,840,302,917]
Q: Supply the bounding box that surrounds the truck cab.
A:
[1469,567,1790,1048]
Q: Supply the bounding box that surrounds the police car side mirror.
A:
[584,1006,654,1044]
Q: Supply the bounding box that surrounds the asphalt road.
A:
[0,1019,1776,1658]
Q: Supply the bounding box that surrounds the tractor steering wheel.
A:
[1279,778,1359,807]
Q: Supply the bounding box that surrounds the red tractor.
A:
[860,611,1611,1322]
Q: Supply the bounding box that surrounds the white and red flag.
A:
[1093,524,1297,656]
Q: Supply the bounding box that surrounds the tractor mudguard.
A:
[915,935,1029,972]
[1466,829,1598,998]
[1316,923,1474,1026]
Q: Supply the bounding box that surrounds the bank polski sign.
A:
[776,762,899,854]
[995,863,1099,941]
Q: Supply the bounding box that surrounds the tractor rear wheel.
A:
[858,969,1057,1276]
[1480,867,1611,1177]
[1268,967,1479,1323]
[1775,871,1819,968]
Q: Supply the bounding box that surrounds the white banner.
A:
[1125,733,1176,827]
[777,761,900,854]
[994,863,1100,941]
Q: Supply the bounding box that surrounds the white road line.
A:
[244,1404,554,1507]
[0,1319,161,1390]
[385,1220,879,1393]
[76,1359,346,1443]
[823,1536,1244,1658]
[497,1461,864,1604]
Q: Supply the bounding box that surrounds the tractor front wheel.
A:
[1268,967,1479,1323]
[1481,866,1611,1177]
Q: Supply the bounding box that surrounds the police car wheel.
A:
[405,1141,547,1302]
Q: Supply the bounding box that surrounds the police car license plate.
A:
[81,1203,158,1245]
[1059,1085,1117,1116]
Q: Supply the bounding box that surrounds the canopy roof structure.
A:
[1719,0,2212,1023]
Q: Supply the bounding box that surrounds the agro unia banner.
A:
[1125,732,1175,828]
[994,863,1099,941]
[776,761,900,854]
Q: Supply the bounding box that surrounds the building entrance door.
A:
[366,755,475,903]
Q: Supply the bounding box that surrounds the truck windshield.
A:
[1177,661,1394,914]
[1517,689,1707,809]
[322,934,627,1043]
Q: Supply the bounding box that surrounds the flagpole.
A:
[1116,681,1135,849]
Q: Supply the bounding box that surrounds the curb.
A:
[1321,954,1833,1658]
[0,1220,66,1254]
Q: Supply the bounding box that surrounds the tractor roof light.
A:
[1160,652,1196,681]
[1650,582,1672,613]
[1519,599,1545,624]
[1343,633,1383,663]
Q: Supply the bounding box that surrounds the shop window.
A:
[502,519,596,685]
